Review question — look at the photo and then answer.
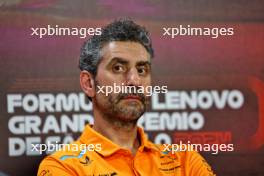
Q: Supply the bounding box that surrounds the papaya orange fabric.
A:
[38,125,215,176]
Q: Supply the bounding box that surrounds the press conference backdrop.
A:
[0,0,264,175]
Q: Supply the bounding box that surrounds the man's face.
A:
[94,41,151,123]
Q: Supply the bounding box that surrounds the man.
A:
[38,19,215,176]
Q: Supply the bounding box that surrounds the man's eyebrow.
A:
[136,61,151,67]
[108,57,129,65]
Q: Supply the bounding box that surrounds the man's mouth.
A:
[118,93,145,103]
[122,95,142,101]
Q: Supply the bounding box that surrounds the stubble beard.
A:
[94,85,149,128]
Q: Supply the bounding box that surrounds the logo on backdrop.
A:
[5,76,264,156]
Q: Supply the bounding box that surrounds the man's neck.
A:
[92,110,140,155]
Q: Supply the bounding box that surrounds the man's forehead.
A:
[100,41,150,62]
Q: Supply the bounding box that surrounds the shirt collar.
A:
[79,125,159,157]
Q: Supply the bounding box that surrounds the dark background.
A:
[0,0,264,175]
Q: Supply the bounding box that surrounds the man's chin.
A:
[114,106,144,122]
[115,114,141,124]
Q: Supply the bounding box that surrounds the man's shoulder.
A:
[37,140,89,176]
[43,140,84,160]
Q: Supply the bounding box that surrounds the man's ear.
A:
[80,70,96,98]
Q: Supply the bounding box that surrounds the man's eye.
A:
[137,67,148,75]
[112,65,125,73]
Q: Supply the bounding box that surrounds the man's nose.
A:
[126,68,141,86]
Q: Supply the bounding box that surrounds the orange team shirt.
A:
[38,125,215,176]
